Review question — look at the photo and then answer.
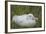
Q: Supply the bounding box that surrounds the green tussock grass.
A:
[10,5,42,29]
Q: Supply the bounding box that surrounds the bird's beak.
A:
[35,17,38,20]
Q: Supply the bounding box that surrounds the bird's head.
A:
[28,14,38,20]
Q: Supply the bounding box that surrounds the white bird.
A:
[12,14,38,27]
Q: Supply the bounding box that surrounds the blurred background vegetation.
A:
[10,5,42,29]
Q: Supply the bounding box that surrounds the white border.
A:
[8,2,44,32]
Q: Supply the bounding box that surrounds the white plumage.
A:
[12,14,38,27]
